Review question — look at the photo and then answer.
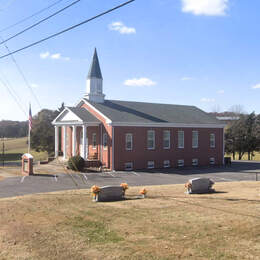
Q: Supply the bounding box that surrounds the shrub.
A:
[67,155,85,172]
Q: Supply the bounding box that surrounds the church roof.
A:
[68,107,100,122]
[84,99,222,125]
[87,48,103,79]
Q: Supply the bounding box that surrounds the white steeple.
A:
[84,48,105,103]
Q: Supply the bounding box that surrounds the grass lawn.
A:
[0,137,48,162]
[0,182,259,260]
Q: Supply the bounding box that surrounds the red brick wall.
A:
[60,126,72,158]
[75,125,101,160]
[67,127,72,157]
[81,103,112,169]
[87,126,100,158]
[76,126,81,155]
[114,126,224,171]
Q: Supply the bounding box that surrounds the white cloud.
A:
[252,83,260,89]
[40,52,70,61]
[217,89,225,94]
[181,76,194,81]
[201,97,215,103]
[124,78,156,87]
[181,0,228,16]
[109,21,136,34]
[51,53,61,59]
[40,51,50,59]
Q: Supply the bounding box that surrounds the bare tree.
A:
[211,104,222,113]
[229,104,246,115]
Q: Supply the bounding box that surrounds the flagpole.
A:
[28,124,30,154]
[28,103,31,154]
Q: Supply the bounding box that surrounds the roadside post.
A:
[22,153,34,175]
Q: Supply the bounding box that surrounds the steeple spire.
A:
[85,48,105,103]
[88,48,103,79]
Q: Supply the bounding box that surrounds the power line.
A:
[0,0,81,46]
[0,37,42,109]
[0,1,77,110]
[0,0,66,33]
[0,0,135,60]
[0,74,27,117]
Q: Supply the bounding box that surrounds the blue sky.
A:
[0,0,259,120]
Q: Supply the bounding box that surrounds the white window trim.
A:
[192,131,199,149]
[210,133,216,148]
[147,161,155,169]
[192,158,198,166]
[210,157,215,165]
[125,133,133,151]
[147,130,155,150]
[178,131,184,149]
[92,133,97,149]
[163,160,170,168]
[163,130,171,149]
[178,159,184,167]
[125,162,133,171]
[103,133,108,150]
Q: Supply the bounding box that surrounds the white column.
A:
[112,126,115,171]
[55,126,59,158]
[86,128,88,159]
[72,126,77,156]
[63,125,67,160]
[82,125,87,160]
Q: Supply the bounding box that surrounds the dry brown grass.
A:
[0,182,259,260]
[0,137,48,162]
[0,167,21,177]
[0,161,67,178]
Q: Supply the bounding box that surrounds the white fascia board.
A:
[52,107,70,125]
[82,99,112,124]
[110,122,226,128]
[53,122,100,126]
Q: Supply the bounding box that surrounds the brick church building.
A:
[52,49,225,171]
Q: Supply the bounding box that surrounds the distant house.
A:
[52,49,225,171]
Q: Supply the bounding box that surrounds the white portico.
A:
[52,107,100,160]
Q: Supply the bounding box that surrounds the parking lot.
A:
[0,161,259,198]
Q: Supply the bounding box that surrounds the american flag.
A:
[29,104,32,131]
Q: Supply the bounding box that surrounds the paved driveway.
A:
[0,161,259,198]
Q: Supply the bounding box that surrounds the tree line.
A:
[0,103,64,156]
[225,112,260,160]
[0,120,28,138]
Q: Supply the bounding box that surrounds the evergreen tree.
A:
[31,109,59,155]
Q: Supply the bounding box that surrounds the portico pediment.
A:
[52,107,100,126]
[59,110,82,122]
[53,109,82,125]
